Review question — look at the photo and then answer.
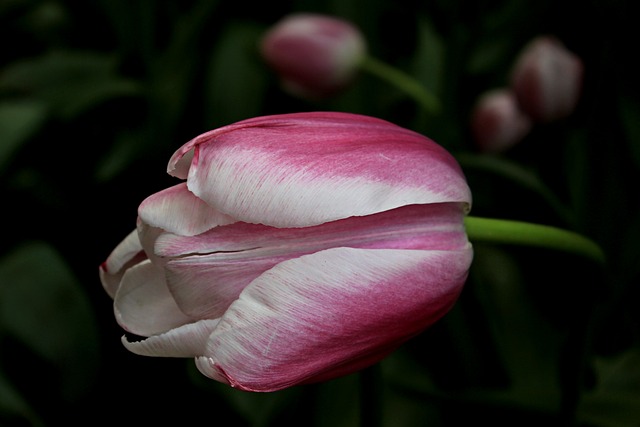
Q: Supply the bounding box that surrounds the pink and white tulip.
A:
[510,36,584,123]
[99,112,473,392]
[260,14,366,99]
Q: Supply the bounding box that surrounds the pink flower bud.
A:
[260,14,367,99]
[510,36,584,122]
[99,112,473,392]
[470,89,532,153]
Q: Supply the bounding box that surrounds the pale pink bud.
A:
[470,89,532,153]
[510,36,584,122]
[260,13,367,99]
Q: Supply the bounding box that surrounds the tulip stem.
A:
[464,216,606,264]
[359,55,441,115]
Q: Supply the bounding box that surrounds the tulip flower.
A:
[470,88,532,153]
[510,36,584,122]
[260,13,367,99]
[99,111,473,392]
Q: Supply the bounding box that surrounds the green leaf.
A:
[94,128,145,182]
[0,370,43,427]
[457,152,575,224]
[469,246,563,411]
[412,17,445,97]
[0,241,101,401]
[187,362,301,427]
[314,375,359,427]
[0,51,141,119]
[619,94,640,170]
[0,100,48,171]
[578,348,640,427]
[204,22,269,127]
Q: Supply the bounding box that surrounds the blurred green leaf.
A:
[0,100,47,171]
[94,128,145,182]
[0,241,100,401]
[204,22,269,127]
[578,348,640,427]
[457,152,574,224]
[0,51,141,119]
[0,370,43,427]
[214,383,300,427]
[619,95,640,170]
[314,375,359,427]
[469,246,562,411]
[467,38,514,77]
[412,17,445,98]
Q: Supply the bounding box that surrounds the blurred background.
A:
[1,0,638,425]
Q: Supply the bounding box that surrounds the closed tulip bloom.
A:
[99,112,473,392]
[471,89,532,153]
[510,36,584,122]
[260,14,366,99]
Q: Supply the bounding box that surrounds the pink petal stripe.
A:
[99,229,145,298]
[122,319,220,358]
[138,182,236,236]
[157,203,468,321]
[167,112,471,227]
[195,245,472,391]
[114,260,193,336]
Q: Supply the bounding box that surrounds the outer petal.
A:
[155,203,468,321]
[99,229,146,299]
[167,112,471,227]
[195,245,472,392]
[138,182,236,236]
[122,319,220,358]
[114,260,193,336]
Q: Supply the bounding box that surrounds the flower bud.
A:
[99,112,473,392]
[510,36,584,122]
[260,13,366,99]
[470,89,532,153]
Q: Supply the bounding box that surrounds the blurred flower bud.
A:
[510,36,584,122]
[260,13,367,99]
[471,89,532,153]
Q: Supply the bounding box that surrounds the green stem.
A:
[359,55,441,115]
[464,216,606,264]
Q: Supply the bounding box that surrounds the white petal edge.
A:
[122,318,221,358]
[138,182,236,236]
[100,229,143,298]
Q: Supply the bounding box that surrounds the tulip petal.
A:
[167,112,471,227]
[138,182,236,236]
[114,259,193,336]
[122,318,220,358]
[156,203,469,321]
[195,244,472,391]
[99,229,146,298]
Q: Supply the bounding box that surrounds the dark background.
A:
[1,0,638,425]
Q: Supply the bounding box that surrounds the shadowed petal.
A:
[195,245,472,391]
[114,260,193,336]
[122,318,220,358]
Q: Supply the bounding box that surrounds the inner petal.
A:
[155,202,467,320]
[157,202,467,259]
